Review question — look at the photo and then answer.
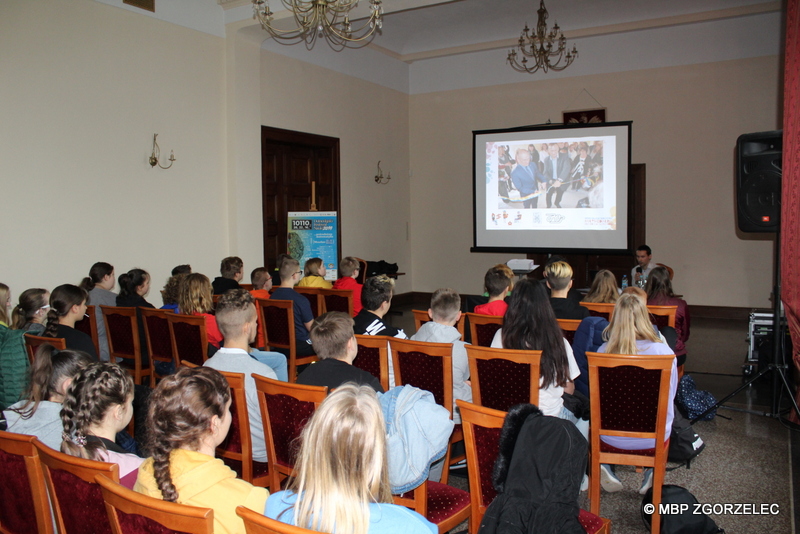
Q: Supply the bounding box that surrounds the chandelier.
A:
[507,0,577,74]
[252,0,383,50]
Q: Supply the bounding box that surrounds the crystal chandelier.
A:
[507,0,577,74]
[252,0,383,50]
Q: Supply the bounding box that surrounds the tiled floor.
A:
[383,303,799,533]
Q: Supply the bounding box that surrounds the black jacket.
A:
[479,404,586,534]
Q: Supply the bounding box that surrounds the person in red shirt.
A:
[332,256,363,316]
[178,273,223,350]
[474,265,512,317]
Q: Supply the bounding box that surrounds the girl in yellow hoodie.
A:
[135,367,268,534]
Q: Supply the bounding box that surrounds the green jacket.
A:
[0,326,29,410]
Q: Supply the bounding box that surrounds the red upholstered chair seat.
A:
[424,481,471,524]
[578,509,607,534]
[51,468,113,534]
[0,448,40,534]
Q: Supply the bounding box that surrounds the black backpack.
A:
[641,485,724,534]
[668,410,705,467]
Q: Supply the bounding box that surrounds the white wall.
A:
[1,0,228,295]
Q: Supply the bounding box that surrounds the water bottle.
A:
[621,275,628,289]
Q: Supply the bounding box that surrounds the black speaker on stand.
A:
[693,130,800,423]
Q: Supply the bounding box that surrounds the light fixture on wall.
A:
[374,161,390,184]
[507,0,577,74]
[149,134,175,169]
[251,0,383,50]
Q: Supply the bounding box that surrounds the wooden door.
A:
[261,126,341,270]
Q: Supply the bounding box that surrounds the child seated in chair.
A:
[271,258,315,358]
[410,288,472,422]
[474,265,512,317]
[332,256,363,316]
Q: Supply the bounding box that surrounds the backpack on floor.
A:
[668,410,705,468]
[642,484,724,534]
[675,375,717,421]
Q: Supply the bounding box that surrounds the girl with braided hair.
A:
[44,284,98,359]
[3,344,93,449]
[134,366,267,534]
[11,288,50,334]
[60,362,143,487]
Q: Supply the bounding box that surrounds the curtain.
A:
[781,0,800,421]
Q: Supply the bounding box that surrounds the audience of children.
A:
[135,366,268,534]
[60,362,143,487]
[11,288,50,334]
[212,256,244,295]
[297,311,384,393]
[3,344,93,449]
[410,288,472,422]
[296,257,333,289]
[332,256,363,316]
[473,266,512,316]
[79,262,117,362]
[178,273,223,351]
[582,269,619,304]
[204,290,284,463]
[44,284,98,359]
[544,261,590,320]
[271,258,316,358]
[265,384,437,534]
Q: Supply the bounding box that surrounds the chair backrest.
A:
[457,400,506,529]
[586,351,673,441]
[214,371,256,483]
[646,305,677,329]
[34,440,119,534]
[464,312,503,347]
[465,345,541,411]
[556,318,582,344]
[24,335,66,365]
[389,338,454,418]
[353,335,391,392]
[74,305,100,358]
[0,432,54,534]
[255,299,293,351]
[252,374,327,492]
[100,306,141,360]
[166,313,209,367]
[412,309,466,339]
[655,263,674,280]
[581,302,615,320]
[96,474,213,534]
[319,288,353,316]
[140,308,175,368]
[293,288,324,318]
[236,506,319,534]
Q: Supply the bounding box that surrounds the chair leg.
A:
[441,441,452,485]
[589,459,601,515]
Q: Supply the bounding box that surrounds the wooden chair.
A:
[73,305,100,358]
[353,335,391,391]
[216,371,270,487]
[255,299,317,382]
[655,263,674,280]
[0,432,54,534]
[586,351,674,534]
[23,334,66,365]
[253,374,327,493]
[412,309,466,339]
[464,312,503,347]
[465,345,541,412]
[96,474,213,534]
[140,307,176,378]
[294,287,324,318]
[319,288,353,316]
[581,302,615,321]
[557,318,582,345]
[34,440,119,534]
[101,306,151,385]
[389,338,463,485]
[354,257,369,285]
[392,479,471,534]
[457,400,506,534]
[167,313,209,368]
[236,506,318,534]
[647,305,678,329]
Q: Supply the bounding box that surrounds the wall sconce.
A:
[149,134,175,169]
[374,161,391,184]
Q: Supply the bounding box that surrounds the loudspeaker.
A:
[736,130,782,233]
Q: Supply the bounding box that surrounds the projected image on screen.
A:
[473,122,631,253]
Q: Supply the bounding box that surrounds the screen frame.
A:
[471,121,633,255]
